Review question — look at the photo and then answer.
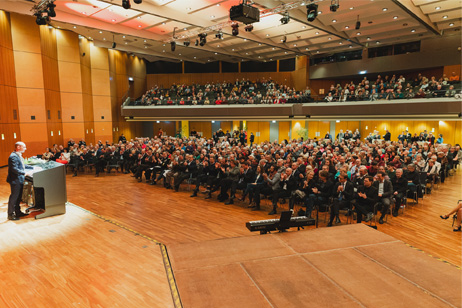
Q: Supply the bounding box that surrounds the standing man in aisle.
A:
[6,142,33,220]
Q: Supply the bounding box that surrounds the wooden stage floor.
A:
[0,167,461,307]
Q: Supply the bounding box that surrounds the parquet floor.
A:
[0,166,460,308]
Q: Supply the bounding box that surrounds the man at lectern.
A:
[6,141,33,220]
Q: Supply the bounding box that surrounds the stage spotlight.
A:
[133,0,142,3]
[112,42,117,48]
[281,35,287,43]
[47,2,56,18]
[195,39,199,46]
[34,12,47,25]
[171,41,176,52]
[245,24,253,32]
[280,12,290,25]
[199,33,207,46]
[330,0,339,12]
[183,40,190,46]
[231,24,239,36]
[355,15,361,29]
[215,30,223,39]
[306,2,318,22]
[122,0,131,10]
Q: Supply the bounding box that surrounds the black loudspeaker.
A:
[112,42,117,48]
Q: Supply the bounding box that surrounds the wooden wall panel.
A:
[40,26,63,147]
[190,121,212,139]
[279,121,290,142]
[10,13,47,157]
[0,11,20,165]
[80,38,95,145]
[153,121,176,138]
[220,121,232,134]
[57,30,85,144]
[291,120,306,141]
[292,56,309,91]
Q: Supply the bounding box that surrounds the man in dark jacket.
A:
[372,171,394,224]
[391,168,407,217]
[328,173,354,226]
[355,176,378,223]
[270,168,297,215]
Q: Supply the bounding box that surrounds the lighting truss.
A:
[164,0,326,43]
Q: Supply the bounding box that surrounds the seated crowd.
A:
[324,71,460,102]
[134,77,312,106]
[39,129,461,230]
[132,71,460,106]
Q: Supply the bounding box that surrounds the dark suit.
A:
[329,181,354,223]
[373,179,394,218]
[7,152,33,216]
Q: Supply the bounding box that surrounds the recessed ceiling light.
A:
[272,47,275,50]
[258,43,262,45]
[193,56,196,59]
[246,52,248,54]
[216,3,220,6]
[266,34,270,37]
[318,11,322,14]
[270,58,273,60]
[345,26,349,29]
[443,15,448,19]
[244,39,247,41]
[393,16,398,19]
[316,51,319,53]
[285,51,288,54]
[315,32,319,35]
[339,42,343,45]
[258,56,261,58]
[232,48,235,51]
[449,23,454,26]
[73,26,77,29]
[144,40,146,42]
[123,35,126,38]
[367,37,371,40]
[217,45,220,48]
[210,15,215,18]
[215,52,217,54]
[162,22,166,25]
[356,32,361,35]
[350,7,354,10]
[305,47,309,50]
[99,31,102,34]
[382,8,388,11]
[186,7,191,10]
[137,16,141,19]
[302,26,306,29]
[112,19,116,22]
[162,50,165,52]
[411,29,416,32]
[138,25,142,28]
[435,6,441,10]
[328,37,332,40]
[82,12,86,15]
[125,42,127,44]
[332,19,337,23]
[376,41,380,44]
[109,9,113,12]
[208,59,210,62]
[183,28,187,30]
[103,38,106,40]
[179,53,181,55]
[349,45,352,48]
[293,44,297,46]
[144,46,147,48]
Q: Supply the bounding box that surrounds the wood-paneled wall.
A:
[109,49,144,142]
[10,13,48,158]
[0,13,146,165]
[146,72,293,90]
[0,10,21,165]
[40,25,63,147]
